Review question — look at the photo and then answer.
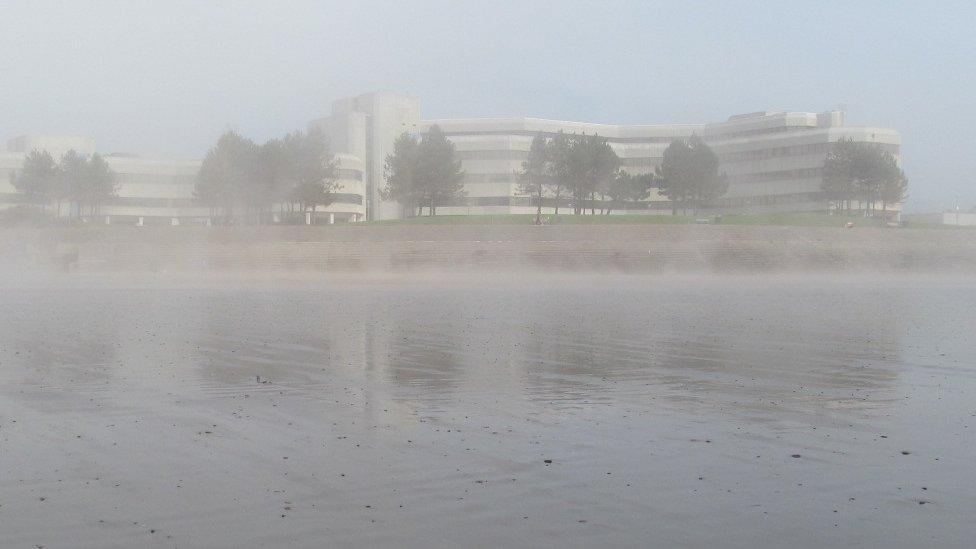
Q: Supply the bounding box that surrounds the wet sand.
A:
[1,273,974,548]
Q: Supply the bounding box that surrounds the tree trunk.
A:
[535,188,542,224]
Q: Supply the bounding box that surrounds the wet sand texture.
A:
[1,274,974,547]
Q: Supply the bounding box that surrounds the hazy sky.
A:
[1,1,973,210]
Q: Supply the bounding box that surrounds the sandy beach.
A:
[1,273,974,548]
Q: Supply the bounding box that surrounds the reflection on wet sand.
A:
[0,274,973,548]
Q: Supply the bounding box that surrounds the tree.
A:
[656,139,694,215]
[656,136,725,215]
[878,152,908,218]
[259,137,289,219]
[194,132,259,223]
[73,153,118,217]
[382,133,424,215]
[284,129,338,222]
[561,133,619,215]
[89,154,119,216]
[250,129,337,224]
[517,134,550,224]
[606,171,654,214]
[382,126,465,217]
[416,125,465,215]
[58,150,89,219]
[687,135,726,212]
[584,135,620,215]
[12,150,58,210]
[822,139,907,216]
[822,138,862,212]
[547,131,572,215]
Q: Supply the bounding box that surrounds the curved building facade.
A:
[314,92,901,219]
[2,92,902,223]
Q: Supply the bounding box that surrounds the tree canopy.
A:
[822,138,907,215]
[382,124,465,216]
[77,153,118,216]
[517,132,621,215]
[12,150,58,207]
[12,149,117,218]
[516,134,550,223]
[656,136,726,214]
[194,128,336,224]
[605,171,655,213]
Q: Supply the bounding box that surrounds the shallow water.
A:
[1,274,974,548]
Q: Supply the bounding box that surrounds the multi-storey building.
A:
[1,91,901,223]
[0,137,366,224]
[315,91,901,219]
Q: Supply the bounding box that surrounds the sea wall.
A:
[3,225,976,273]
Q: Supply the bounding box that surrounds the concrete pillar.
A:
[305,211,312,225]
[329,213,335,224]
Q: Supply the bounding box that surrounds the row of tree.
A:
[516,132,623,219]
[656,136,728,215]
[381,128,729,221]
[381,125,465,216]
[514,132,727,221]
[12,150,117,217]
[193,129,337,224]
[821,138,907,216]
[11,129,905,224]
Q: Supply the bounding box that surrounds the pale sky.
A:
[1,0,972,211]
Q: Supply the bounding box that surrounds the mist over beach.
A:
[3,2,976,548]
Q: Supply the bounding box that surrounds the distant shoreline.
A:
[4,223,975,275]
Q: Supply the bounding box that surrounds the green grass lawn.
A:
[363,212,895,228]
[365,214,696,226]
[715,212,889,228]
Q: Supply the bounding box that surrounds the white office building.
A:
[1,91,901,223]
[0,137,366,225]
[314,91,901,219]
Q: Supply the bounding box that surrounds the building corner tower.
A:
[309,90,420,221]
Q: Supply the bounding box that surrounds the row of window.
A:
[726,167,823,184]
[460,167,825,186]
[462,173,519,184]
[453,141,897,172]
[115,173,196,185]
[456,150,530,161]
[421,195,780,210]
[710,125,816,140]
[719,142,831,162]
[105,193,365,208]
[113,170,363,186]
[443,130,679,144]
[711,192,825,208]
[718,142,899,163]
[444,124,820,145]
